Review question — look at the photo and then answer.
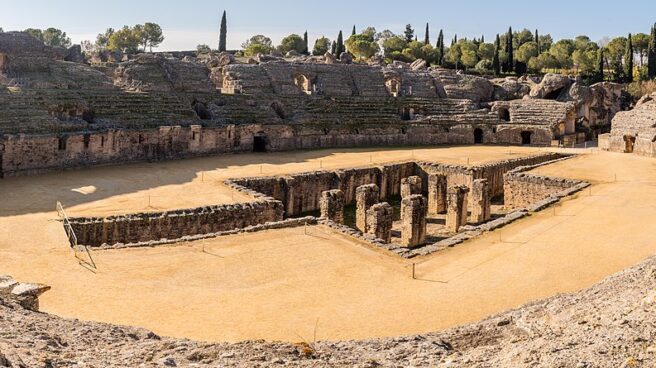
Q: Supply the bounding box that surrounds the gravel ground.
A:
[1,255,655,367]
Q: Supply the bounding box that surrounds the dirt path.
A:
[1,147,654,343]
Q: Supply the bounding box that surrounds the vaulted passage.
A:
[521,131,532,145]
[624,135,636,153]
[253,134,267,152]
[474,128,484,144]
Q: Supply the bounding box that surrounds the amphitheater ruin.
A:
[1,30,656,366]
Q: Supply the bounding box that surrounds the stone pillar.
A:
[446,185,470,233]
[427,174,447,215]
[366,202,393,243]
[355,184,380,233]
[401,194,427,248]
[401,176,422,198]
[320,189,345,224]
[470,179,491,224]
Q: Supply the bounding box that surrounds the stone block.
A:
[446,185,469,232]
[470,179,491,224]
[401,194,427,248]
[366,202,393,243]
[427,174,447,215]
[401,176,422,199]
[355,184,380,233]
[320,189,345,224]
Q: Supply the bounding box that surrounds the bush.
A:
[627,80,656,102]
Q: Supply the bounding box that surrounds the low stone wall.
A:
[229,162,416,217]
[91,216,317,250]
[503,157,586,210]
[416,152,564,203]
[69,199,284,247]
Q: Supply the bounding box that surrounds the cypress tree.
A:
[481,35,484,43]
[336,31,345,56]
[505,27,514,73]
[624,33,634,83]
[424,23,430,45]
[352,25,356,36]
[218,10,227,52]
[535,29,540,54]
[596,47,605,82]
[331,41,336,55]
[415,35,418,42]
[437,29,444,65]
[492,34,501,76]
[302,31,309,55]
[648,24,656,79]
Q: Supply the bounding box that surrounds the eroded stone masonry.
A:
[0,31,624,177]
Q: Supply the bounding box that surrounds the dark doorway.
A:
[521,131,532,145]
[192,101,212,120]
[498,108,510,122]
[623,135,636,153]
[544,87,565,100]
[474,128,484,144]
[253,134,267,152]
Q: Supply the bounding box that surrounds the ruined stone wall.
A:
[475,153,563,198]
[608,93,656,157]
[503,162,583,210]
[69,199,284,247]
[0,125,260,176]
[231,162,416,217]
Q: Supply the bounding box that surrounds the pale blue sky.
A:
[1,0,654,50]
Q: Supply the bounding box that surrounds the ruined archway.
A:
[294,75,311,94]
[192,101,212,120]
[521,131,533,145]
[253,132,267,152]
[623,135,636,153]
[474,128,484,144]
[499,108,510,122]
[385,78,401,97]
[400,107,414,121]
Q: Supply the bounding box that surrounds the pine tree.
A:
[352,25,356,36]
[218,10,227,52]
[596,47,605,82]
[404,24,414,43]
[535,29,540,54]
[302,31,309,55]
[424,23,430,45]
[505,27,514,73]
[648,24,656,79]
[624,33,634,83]
[336,31,345,56]
[493,34,501,76]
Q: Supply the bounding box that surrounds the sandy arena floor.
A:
[1,146,655,343]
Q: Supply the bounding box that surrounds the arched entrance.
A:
[521,131,532,145]
[474,128,484,144]
[253,133,267,152]
[385,78,401,97]
[623,135,636,153]
[498,108,510,122]
[294,75,311,94]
